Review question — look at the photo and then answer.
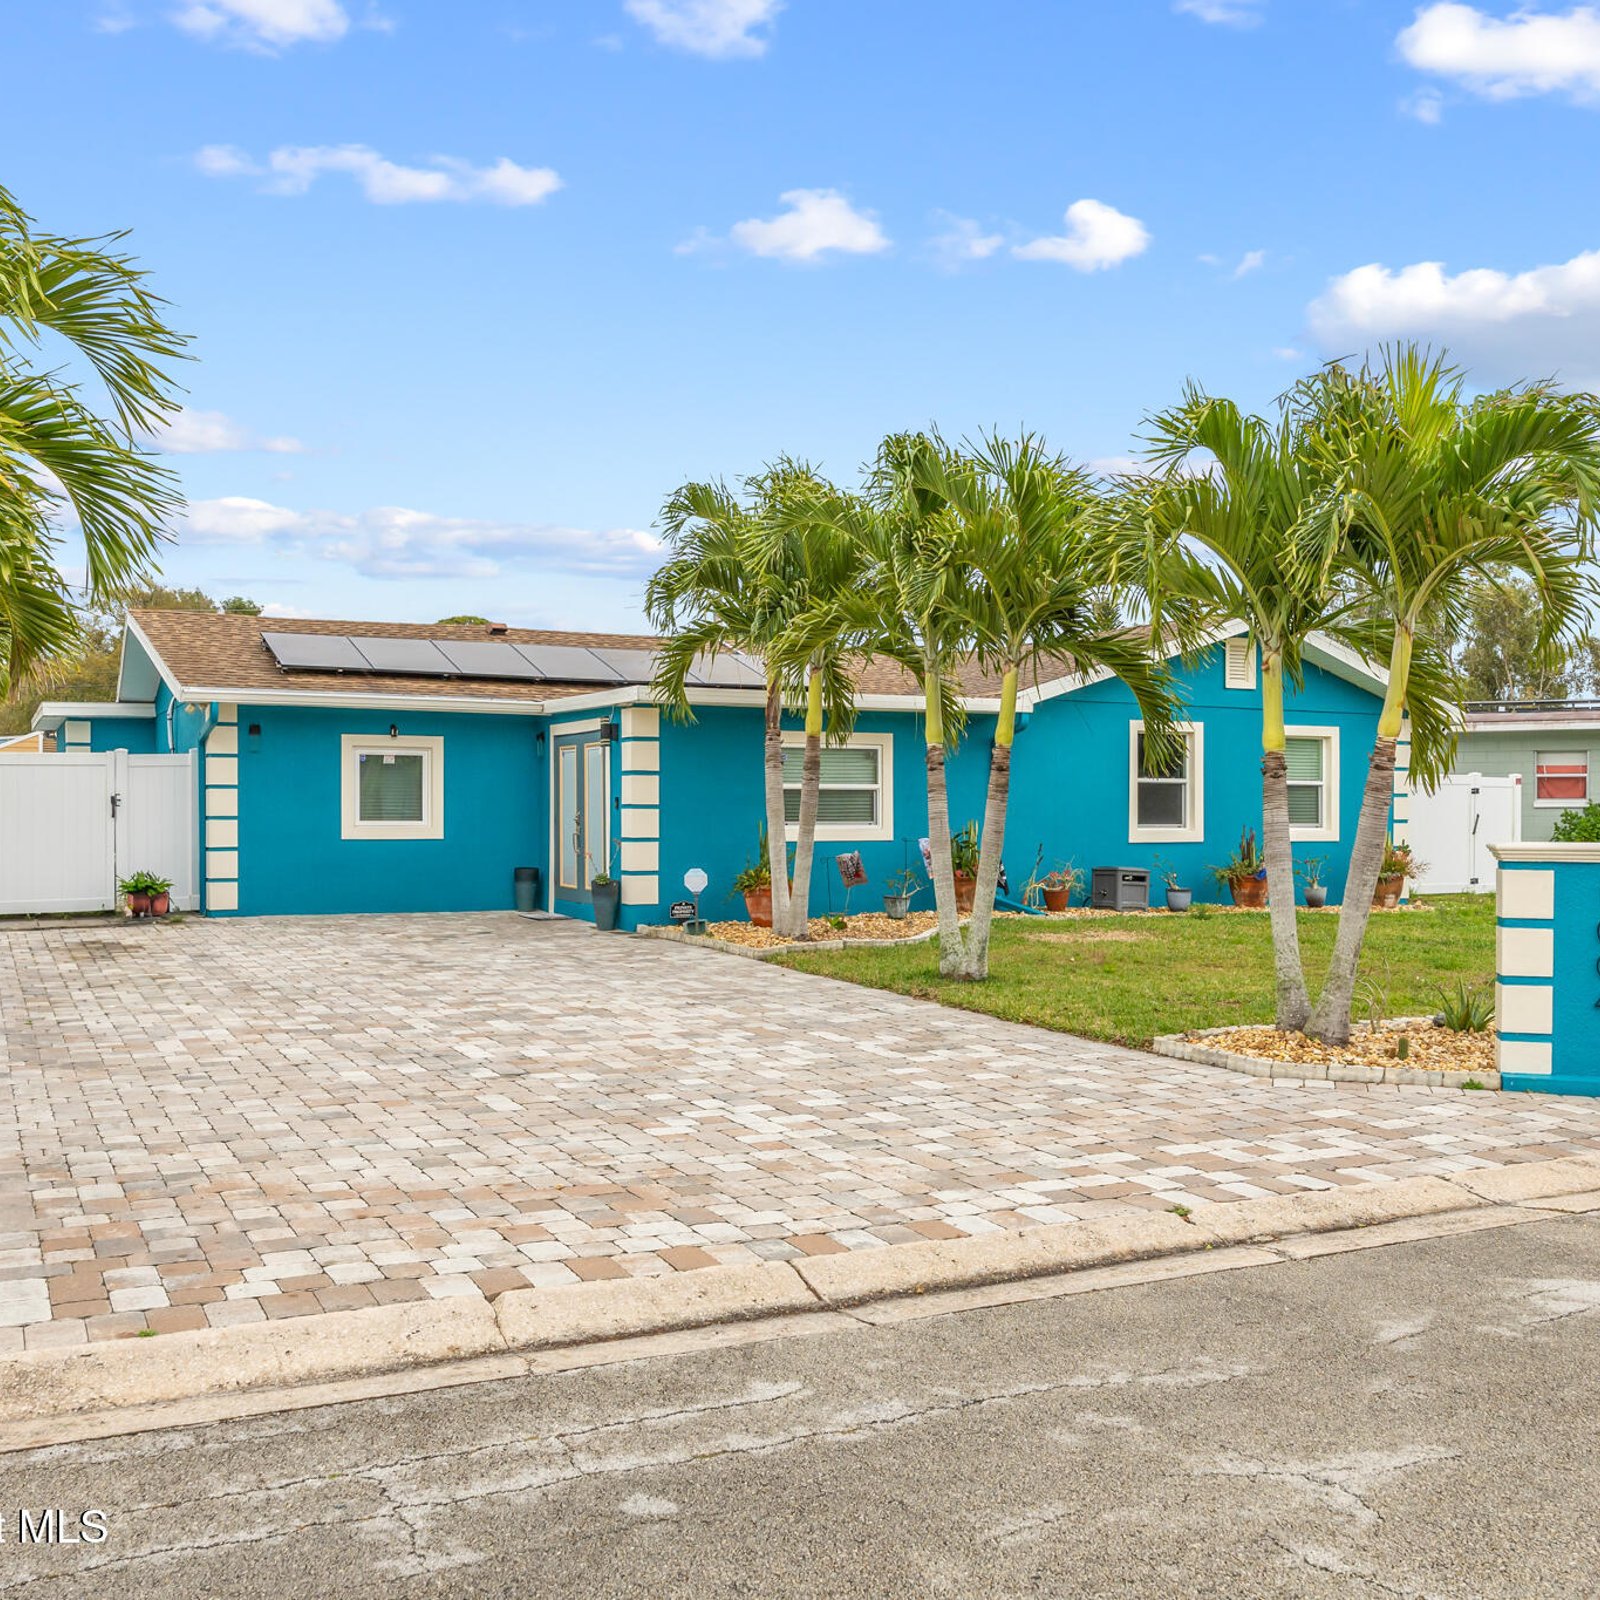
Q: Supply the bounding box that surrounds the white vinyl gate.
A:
[0,751,199,914]
[1408,773,1522,895]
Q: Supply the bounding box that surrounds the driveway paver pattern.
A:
[3,913,1599,1350]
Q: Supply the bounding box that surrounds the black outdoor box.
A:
[1091,867,1150,911]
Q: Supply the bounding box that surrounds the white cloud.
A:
[1014,200,1150,272]
[195,144,562,206]
[260,601,316,618]
[1175,0,1268,24]
[1308,246,1600,380]
[1273,345,1307,360]
[1397,3,1600,102]
[927,212,1005,269]
[171,0,349,49]
[683,188,889,262]
[150,408,306,455]
[624,0,781,58]
[182,497,664,580]
[1401,87,1446,122]
[1233,248,1266,278]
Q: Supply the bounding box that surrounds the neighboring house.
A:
[0,731,49,754]
[1450,703,1600,843]
[32,610,1391,926]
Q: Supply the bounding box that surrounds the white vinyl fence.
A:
[0,750,198,914]
[1407,773,1522,895]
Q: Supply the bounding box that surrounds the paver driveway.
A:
[4,913,1600,1351]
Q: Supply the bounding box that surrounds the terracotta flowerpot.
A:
[1042,886,1071,913]
[952,872,977,915]
[743,887,773,927]
[150,892,171,917]
[1229,876,1269,909]
[1373,874,1404,910]
[126,891,150,918]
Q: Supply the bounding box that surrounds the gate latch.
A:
[109,792,121,817]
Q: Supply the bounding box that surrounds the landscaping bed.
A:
[1153,1019,1498,1089]
[700,911,940,948]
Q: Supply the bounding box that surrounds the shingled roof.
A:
[124,610,935,703]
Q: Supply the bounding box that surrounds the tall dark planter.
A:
[591,880,621,932]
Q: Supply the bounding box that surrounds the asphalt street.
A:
[2,1213,1598,1599]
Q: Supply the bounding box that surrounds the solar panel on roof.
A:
[585,648,660,685]
[511,644,625,683]
[350,637,455,676]
[435,640,544,679]
[263,632,371,672]
[689,651,767,689]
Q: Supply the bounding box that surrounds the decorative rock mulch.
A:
[637,911,943,958]
[1153,1019,1499,1089]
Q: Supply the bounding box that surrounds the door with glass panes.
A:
[552,727,611,913]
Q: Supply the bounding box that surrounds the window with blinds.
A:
[1135,731,1190,828]
[1535,751,1588,804]
[1285,736,1325,828]
[357,751,426,823]
[782,743,881,826]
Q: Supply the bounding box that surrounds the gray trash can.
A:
[514,867,540,913]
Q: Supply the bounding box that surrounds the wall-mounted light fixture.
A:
[535,730,546,751]
[389,724,399,739]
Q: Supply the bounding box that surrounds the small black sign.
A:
[669,900,698,923]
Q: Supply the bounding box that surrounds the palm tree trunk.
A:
[762,677,792,934]
[957,665,1018,981]
[1260,651,1310,1030]
[786,670,824,938]
[1308,628,1413,1044]
[923,667,966,976]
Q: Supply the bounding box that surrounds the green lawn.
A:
[771,895,1496,1048]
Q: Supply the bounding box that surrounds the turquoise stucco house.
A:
[32,610,1392,927]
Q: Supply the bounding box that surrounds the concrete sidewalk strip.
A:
[5,1159,1600,1432]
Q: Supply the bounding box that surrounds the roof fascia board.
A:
[119,616,182,703]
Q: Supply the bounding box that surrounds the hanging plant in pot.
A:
[949,820,980,915]
[1297,854,1329,910]
[1210,827,1268,909]
[119,870,174,918]
[1152,855,1191,913]
[882,866,922,921]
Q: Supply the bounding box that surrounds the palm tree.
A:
[0,185,186,689]
[646,477,797,934]
[919,433,1187,980]
[1297,347,1600,1043]
[645,465,859,938]
[1134,385,1355,1030]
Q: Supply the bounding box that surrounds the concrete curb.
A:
[1151,1022,1501,1090]
[6,1157,1599,1431]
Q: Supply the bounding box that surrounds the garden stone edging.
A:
[5,1161,1600,1432]
[1151,1020,1501,1090]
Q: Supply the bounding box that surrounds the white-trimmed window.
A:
[782,732,893,841]
[1224,636,1257,690]
[1535,751,1589,807]
[341,734,444,840]
[1129,722,1204,843]
[1285,726,1340,842]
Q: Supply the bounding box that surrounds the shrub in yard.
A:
[1436,978,1494,1033]
[1551,802,1600,843]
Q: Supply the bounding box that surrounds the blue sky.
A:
[15,1,1600,627]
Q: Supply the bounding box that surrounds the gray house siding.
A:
[1451,728,1600,842]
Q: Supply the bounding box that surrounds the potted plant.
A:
[882,866,922,921]
[734,825,776,927]
[588,850,622,932]
[1039,861,1083,914]
[1297,855,1329,909]
[1210,827,1268,908]
[950,821,980,915]
[1152,855,1191,913]
[1374,841,1422,909]
[119,870,173,918]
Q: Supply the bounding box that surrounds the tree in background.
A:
[0,185,187,689]
[220,596,261,615]
[0,585,256,734]
[436,615,490,625]
[1452,572,1600,702]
